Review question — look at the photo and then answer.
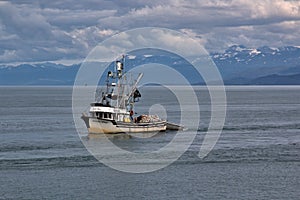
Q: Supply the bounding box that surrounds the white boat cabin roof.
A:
[89,103,128,114]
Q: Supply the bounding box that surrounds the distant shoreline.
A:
[1,85,300,87]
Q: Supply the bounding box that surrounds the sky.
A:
[0,0,300,64]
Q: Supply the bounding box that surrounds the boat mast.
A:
[115,55,125,109]
[104,55,142,111]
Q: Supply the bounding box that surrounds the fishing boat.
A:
[81,55,184,134]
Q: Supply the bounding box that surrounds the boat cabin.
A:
[89,103,131,122]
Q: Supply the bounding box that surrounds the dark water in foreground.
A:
[0,86,299,199]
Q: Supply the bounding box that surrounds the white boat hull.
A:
[85,117,166,134]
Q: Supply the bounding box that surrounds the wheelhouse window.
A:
[95,112,113,120]
[104,113,108,118]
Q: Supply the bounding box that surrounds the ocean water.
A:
[0,86,299,199]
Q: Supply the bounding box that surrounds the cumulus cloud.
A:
[0,0,300,63]
[0,1,118,63]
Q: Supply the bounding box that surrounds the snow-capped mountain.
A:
[0,45,300,85]
[211,45,300,83]
[0,63,80,85]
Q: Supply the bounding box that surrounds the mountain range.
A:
[0,45,300,85]
[212,45,300,85]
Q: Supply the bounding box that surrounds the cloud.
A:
[96,0,300,52]
[44,8,117,30]
[0,50,18,63]
[0,1,117,63]
[0,0,300,64]
[0,2,54,40]
[98,0,300,29]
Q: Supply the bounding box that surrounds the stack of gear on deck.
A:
[136,115,161,123]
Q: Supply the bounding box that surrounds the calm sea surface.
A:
[0,86,299,199]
